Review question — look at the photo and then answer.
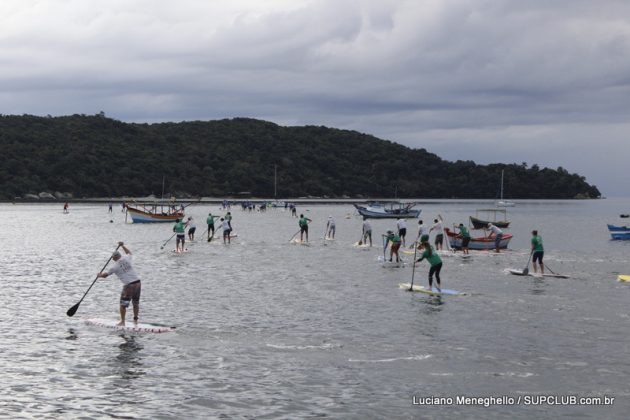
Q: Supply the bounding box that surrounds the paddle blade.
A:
[522,268,529,275]
[66,302,80,317]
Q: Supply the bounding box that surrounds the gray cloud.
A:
[1,0,629,194]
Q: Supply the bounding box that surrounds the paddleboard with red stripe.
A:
[85,318,175,333]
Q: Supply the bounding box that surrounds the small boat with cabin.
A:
[126,201,187,223]
[469,208,510,229]
[354,202,421,219]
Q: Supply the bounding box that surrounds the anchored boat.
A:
[126,201,186,223]
[607,224,630,240]
[354,202,421,219]
[469,208,510,229]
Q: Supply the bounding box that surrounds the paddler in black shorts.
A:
[97,242,142,326]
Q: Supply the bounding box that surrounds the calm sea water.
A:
[1,199,629,419]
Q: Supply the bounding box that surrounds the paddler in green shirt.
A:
[384,230,402,263]
[206,213,215,242]
[416,235,443,291]
[531,230,544,275]
[298,214,312,242]
[456,223,471,254]
[225,212,233,230]
[173,218,188,253]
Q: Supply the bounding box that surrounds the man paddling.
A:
[97,242,141,326]
[173,218,187,253]
[299,214,312,242]
[415,220,428,248]
[430,219,444,250]
[455,223,471,254]
[206,212,215,242]
[531,230,544,274]
[397,218,407,247]
[221,217,232,244]
[362,217,372,246]
[187,216,197,241]
[326,216,336,239]
[384,230,402,263]
[415,235,443,291]
[487,223,503,253]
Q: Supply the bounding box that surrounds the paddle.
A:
[545,263,559,275]
[66,244,121,317]
[288,229,301,242]
[382,234,388,261]
[522,251,533,275]
[160,233,177,250]
[199,227,207,240]
[408,242,419,291]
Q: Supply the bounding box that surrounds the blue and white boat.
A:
[354,202,421,219]
[607,224,630,240]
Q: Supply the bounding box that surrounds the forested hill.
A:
[0,114,600,200]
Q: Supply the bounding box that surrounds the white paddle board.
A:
[290,239,310,246]
[85,318,175,333]
[507,269,569,278]
[399,283,465,296]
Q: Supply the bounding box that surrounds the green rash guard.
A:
[531,235,544,252]
[418,246,442,266]
[173,221,186,234]
[386,233,401,244]
[459,226,470,238]
[299,217,309,227]
[207,215,214,225]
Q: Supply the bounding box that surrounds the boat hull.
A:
[608,224,630,240]
[127,206,184,223]
[444,228,512,250]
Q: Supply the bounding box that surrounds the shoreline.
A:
[2,197,601,206]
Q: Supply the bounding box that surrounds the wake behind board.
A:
[85,318,175,333]
[617,274,630,282]
[507,269,569,278]
[399,283,465,296]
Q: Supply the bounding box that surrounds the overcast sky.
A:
[1,0,629,195]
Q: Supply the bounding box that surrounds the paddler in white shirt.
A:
[97,242,142,326]
[326,216,336,239]
[396,218,407,247]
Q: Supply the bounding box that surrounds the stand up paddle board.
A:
[85,318,175,333]
[290,239,310,246]
[382,261,406,268]
[399,283,466,295]
[507,269,569,278]
[618,274,630,282]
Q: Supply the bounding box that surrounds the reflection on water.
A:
[116,335,145,381]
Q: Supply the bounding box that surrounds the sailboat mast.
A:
[274,164,277,198]
[500,170,504,200]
